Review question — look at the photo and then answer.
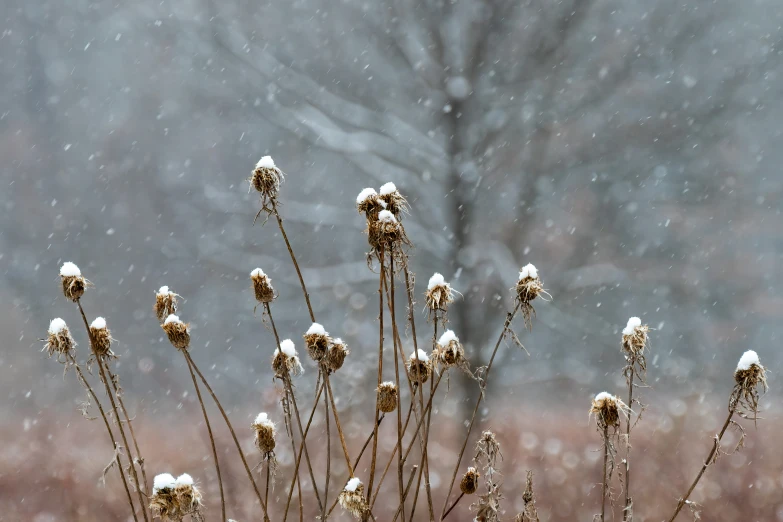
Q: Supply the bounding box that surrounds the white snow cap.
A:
[622,317,642,336]
[378,210,397,223]
[306,323,327,336]
[332,337,344,346]
[736,350,761,371]
[254,412,274,427]
[60,262,81,277]
[90,317,107,330]
[175,473,194,486]
[356,187,378,205]
[250,268,265,278]
[381,380,395,387]
[153,473,177,493]
[164,314,182,325]
[427,273,446,290]
[438,330,459,346]
[279,339,297,358]
[256,155,276,169]
[411,349,430,362]
[518,263,538,281]
[345,477,362,492]
[48,318,67,335]
[594,391,615,402]
[157,286,170,295]
[379,182,397,195]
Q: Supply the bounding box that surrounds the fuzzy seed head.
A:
[425,272,455,315]
[732,350,767,418]
[154,286,179,323]
[460,467,480,495]
[436,329,464,367]
[590,392,626,430]
[326,338,349,372]
[377,182,409,216]
[44,318,76,359]
[304,324,331,363]
[89,317,115,359]
[339,478,367,519]
[251,156,284,202]
[253,412,277,454]
[250,268,275,303]
[60,262,88,302]
[377,381,399,413]
[162,314,190,350]
[514,263,545,329]
[356,187,383,215]
[408,349,433,384]
[272,341,304,378]
[621,316,649,356]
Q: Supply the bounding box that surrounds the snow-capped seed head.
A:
[377,381,399,413]
[518,263,538,281]
[253,412,276,454]
[250,268,275,303]
[162,314,190,350]
[175,474,194,486]
[304,324,331,363]
[250,155,284,202]
[515,263,545,329]
[427,273,445,290]
[408,349,433,383]
[339,478,367,519]
[621,316,649,358]
[154,286,179,323]
[475,430,502,468]
[280,339,296,358]
[356,188,378,206]
[623,317,642,336]
[60,262,88,301]
[89,317,114,358]
[435,329,467,369]
[173,474,203,516]
[460,467,480,495]
[590,392,626,430]
[153,473,177,494]
[272,340,304,378]
[44,318,75,359]
[379,182,397,196]
[737,350,760,372]
[326,338,350,372]
[732,350,767,418]
[425,273,455,316]
[377,182,409,216]
[377,210,397,223]
[438,330,459,347]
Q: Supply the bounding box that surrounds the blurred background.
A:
[2,0,782,520]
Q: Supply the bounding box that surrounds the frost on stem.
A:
[250,268,276,304]
[250,155,285,212]
[377,381,399,413]
[326,337,349,373]
[408,348,433,384]
[425,272,456,321]
[731,350,767,421]
[43,318,76,361]
[89,317,116,361]
[514,264,546,329]
[154,286,180,323]
[150,472,204,521]
[338,477,367,519]
[60,262,90,302]
[162,314,191,351]
[272,339,304,378]
[304,322,331,363]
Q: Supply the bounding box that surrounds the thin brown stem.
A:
[439,304,520,521]
[623,369,635,521]
[324,381,331,522]
[442,492,465,520]
[666,408,736,522]
[601,424,609,522]
[76,300,147,522]
[183,351,270,520]
[367,251,385,504]
[67,353,138,522]
[271,199,315,322]
[391,465,420,522]
[265,458,271,519]
[325,374,354,476]
[389,255,406,522]
[353,414,385,470]
[184,355,226,522]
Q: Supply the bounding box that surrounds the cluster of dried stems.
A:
[41,157,768,522]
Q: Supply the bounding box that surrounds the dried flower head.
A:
[516,470,540,522]
[250,268,275,304]
[425,272,455,319]
[377,381,399,413]
[377,182,409,216]
[475,430,502,468]
[60,262,90,302]
[436,330,464,367]
[250,155,285,207]
[89,317,116,360]
[150,473,178,520]
[621,316,649,356]
[338,477,367,519]
[43,318,76,360]
[252,412,276,454]
[514,264,546,329]
[272,339,304,378]
[732,350,767,420]
[162,314,191,350]
[368,209,406,252]
[304,323,331,363]
[460,466,480,495]
[326,338,349,372]
[408,349,432,384]
[590,392,627,431]
[356,187,384,216]
[173,474,203,519]
[154,286,179,323]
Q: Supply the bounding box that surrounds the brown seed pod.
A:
[326,338,349,372]
[425,273,455,317]
[250,268,275,304]
[621,317,649,357]
[590,392,627,430]
[514,264,546,329]
[356,187,385,217]
[408,349,432,384]
[252,413,276,454]
[368,210,404,251]
[377,182,409,217]
[173,474,203,517]
[250,156,284,204]
[150,474,179,520]
[60,262,89,302]
[436,330,464,367]
[460,466,480,495]
[154,286,179,323]
[377,381,399,413]
[89,317,116,359]
[732,351,768,419]
[304,323,331,363]
[44,318,76,360]
[338,478,367,519]
[162,315,191,350]
[272,340,304,378]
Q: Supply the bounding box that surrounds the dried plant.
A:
[153,286,179,323]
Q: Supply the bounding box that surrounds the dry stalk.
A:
[366,248,385,509]
[388,255,407,522]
